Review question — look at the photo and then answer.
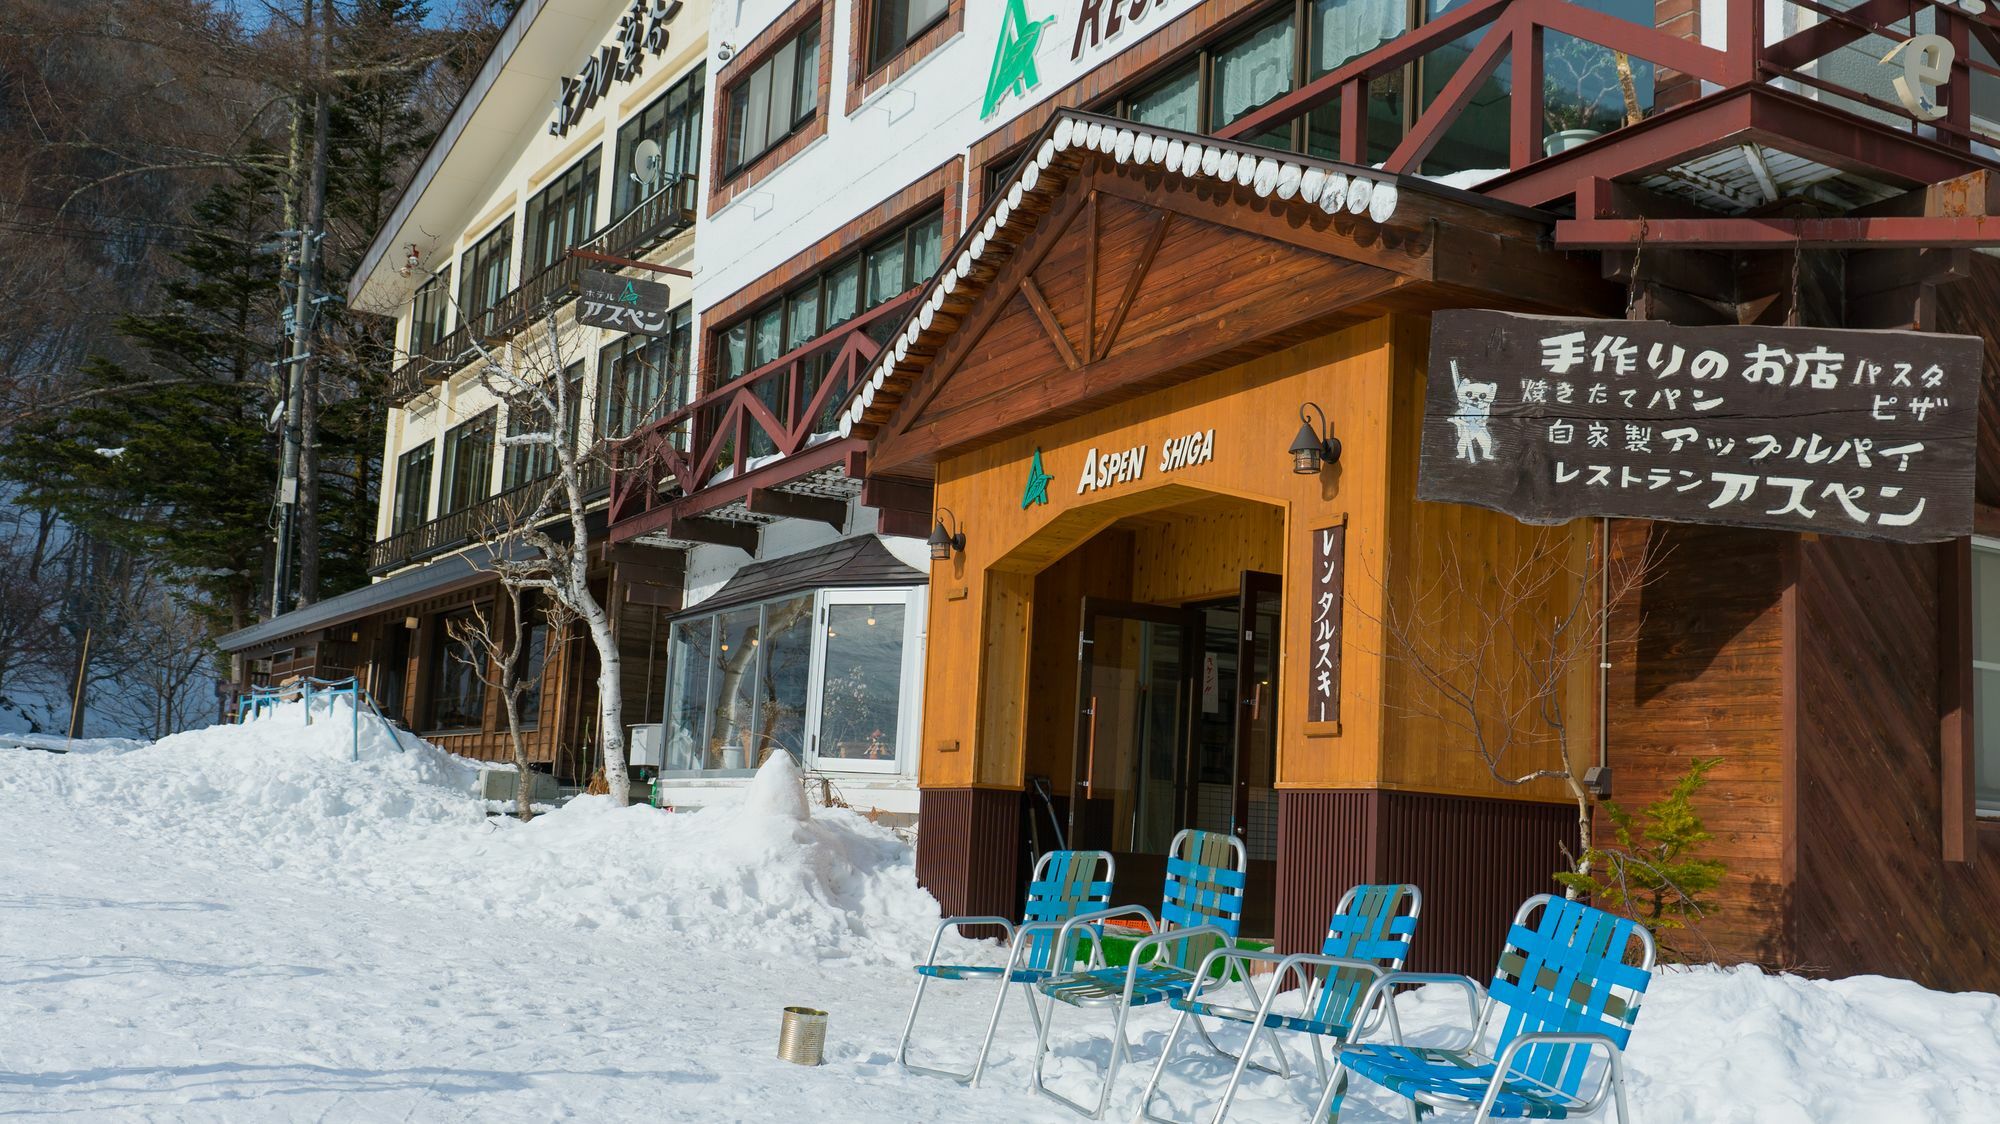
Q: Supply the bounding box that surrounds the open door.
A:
[1071,597,1191,906]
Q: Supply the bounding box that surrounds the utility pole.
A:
[271,0,333,618]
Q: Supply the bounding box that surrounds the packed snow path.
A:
[4,711,2000,1122]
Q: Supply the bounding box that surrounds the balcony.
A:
[388,175,699,404]
[607,293,917,542]
[367,460,610,575]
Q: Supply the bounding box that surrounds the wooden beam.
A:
[1084,191,1098,363]
[1556,215,2000,250]
[1384,18,1513,175]
[745,486,847,530]
[877,507,933,540]
[860,475,933,512]
[1940,536,1975,863]
[1094,211,1169,363]
[1020,276,1082,370]
[669,516,758,553]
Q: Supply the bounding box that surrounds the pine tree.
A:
[1556,757,1728,960]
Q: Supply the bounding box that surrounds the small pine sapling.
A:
[1557,757,1728,959]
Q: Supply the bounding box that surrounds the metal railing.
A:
[234,675,407,763]
[388,174,699,404]
[368,460,610,574]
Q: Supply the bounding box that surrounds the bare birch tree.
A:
[446,580,541,819]
[1369,526,1660,881]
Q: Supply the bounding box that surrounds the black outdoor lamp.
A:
[1289,402,1341,474]
[928,507,966,561]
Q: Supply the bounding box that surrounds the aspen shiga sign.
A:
[1419,310,1981,543]
[578,270,675,336]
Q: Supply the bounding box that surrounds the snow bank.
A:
[2,706,944,964]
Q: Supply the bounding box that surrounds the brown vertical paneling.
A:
[1375,791,1571,978]
[1791,535,2000,992]
[915,788,1023,933]
[1604,521,1792,967]
[1274,790,1376,960]
[1939,537,1975,863]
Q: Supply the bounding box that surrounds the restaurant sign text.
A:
[1074,428,1214,494]
[1419,310,1980,544]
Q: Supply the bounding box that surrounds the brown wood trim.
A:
[1020,277,1080,370]
[1942,536,1977,863]
[708,0,837,214]
[1780,535,1802,890]
[1096,211,1169,363]
[846,0,964,116]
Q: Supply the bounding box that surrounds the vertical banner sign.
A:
[1421,310,1981,544]
[1307,520,1346,730]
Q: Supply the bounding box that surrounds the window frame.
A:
[864,0,952,76]
[722,17,823,178]
[614,64,707,221]
[524,147,601,274]
[1971,536,2000,818]
[502,363,583,492]
[596,304,693,440]
[409,266,453,356]
[659,585,926,779]
[457,219,515,326]
[439,409,496,515]
[391,442,435,535]
[425,606,490,735]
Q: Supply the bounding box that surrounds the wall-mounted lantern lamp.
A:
[1289,402,1342,474]
[928,508,966,561]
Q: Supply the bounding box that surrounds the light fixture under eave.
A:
[1289,402,1341,475]
[928,507,966,562]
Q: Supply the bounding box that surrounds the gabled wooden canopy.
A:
[847,112,1617,477]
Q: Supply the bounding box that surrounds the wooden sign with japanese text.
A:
[578,270,676,336]
[1306,520,1345,733]
[1420,311,1981,543]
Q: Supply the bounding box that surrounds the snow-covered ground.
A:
[4,705,1998,1122]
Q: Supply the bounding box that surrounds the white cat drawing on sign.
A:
[1448,361,1497,465]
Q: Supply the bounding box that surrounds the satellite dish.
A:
[632,139,663,190]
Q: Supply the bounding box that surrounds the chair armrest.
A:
[1486,1033,1624,1114]
[1054,904,1157,969]
[1015,918,1108,970]
[1184,948,1387,1020]
[1349,971,1487,1045]
[1128,924,1234,981]
[920,915,1015,967]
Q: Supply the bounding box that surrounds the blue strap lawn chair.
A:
[1325,895,1656,1123]
[1134,883,1422,1124]
[1029,829,1248,1118]
[898,849,1114,1087]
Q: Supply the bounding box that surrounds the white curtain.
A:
[1313,0,1409,76]
[1215,18,1296,125]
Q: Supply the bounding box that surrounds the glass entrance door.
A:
[1071,598,1190,902]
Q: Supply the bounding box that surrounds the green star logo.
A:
[1021,448,1053,508]
[983,0,1055,120]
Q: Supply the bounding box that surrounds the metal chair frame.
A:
[1134,883,1423,1124]
[898,849,1115,1087]
[1322,894,1657,1124]
[1029,829,1250,1119]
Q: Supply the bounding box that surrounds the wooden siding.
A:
[1603,521,1792,966]
[1276,789,1571,978]
[913,786,1022,933]
[1792,535,2000,991]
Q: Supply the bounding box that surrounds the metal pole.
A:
[271,3,331,618]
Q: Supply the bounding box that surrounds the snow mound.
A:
[4,709,944,965]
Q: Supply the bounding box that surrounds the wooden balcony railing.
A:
[607,292,916,529]
[368,459,610,575]
[388,174,699,404]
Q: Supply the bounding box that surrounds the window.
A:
[866,0,949,74]
[598,304,693,439]
[1972,540,2000,816]
[712,207,943,384]
[458,220,513,326]
[661,586,925,775]
[516,616,549,728]
[614,65,705,220]
[392,443,434,534]
[524,149,600,274]
[503,363,583,491]
[409,267,452,355]
[723,19,821,176]
[440,410,496,514]
[426,608,488,733]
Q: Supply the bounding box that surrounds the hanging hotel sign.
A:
[1306,519,1346,732]
[1419,310,1981,544]
[578,270,676,335]
[550,0,684,137]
